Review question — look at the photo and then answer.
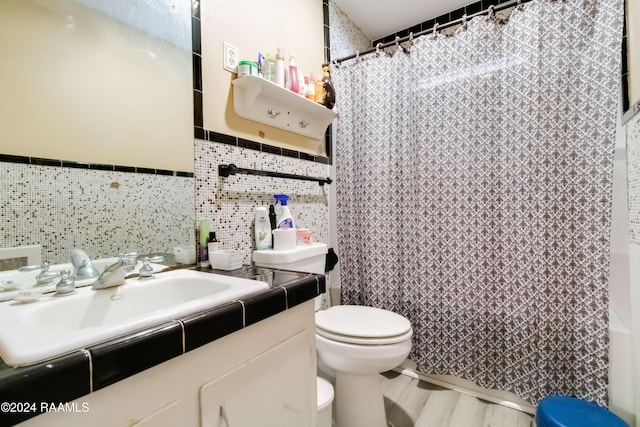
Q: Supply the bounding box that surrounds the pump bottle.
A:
[274,48,285,87]
[274,194,295,229]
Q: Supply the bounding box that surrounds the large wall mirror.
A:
[0,0,195,293]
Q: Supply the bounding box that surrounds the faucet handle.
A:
[55,269,75,295]
[139,257,154,278]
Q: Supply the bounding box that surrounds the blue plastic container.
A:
[536,396,629,427]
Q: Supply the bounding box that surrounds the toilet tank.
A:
[252,243,327,274]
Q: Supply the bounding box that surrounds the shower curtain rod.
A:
[332,0,533,64]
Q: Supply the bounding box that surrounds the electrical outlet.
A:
[223,42,238,73]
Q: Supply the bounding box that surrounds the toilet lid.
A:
[315,305,412,345]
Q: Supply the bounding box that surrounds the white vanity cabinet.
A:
[19,301,317,427]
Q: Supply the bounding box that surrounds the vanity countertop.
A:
[0,265,325,426]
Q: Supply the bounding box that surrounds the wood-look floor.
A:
[381,371,534,427]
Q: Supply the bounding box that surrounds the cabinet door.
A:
[200,330,315,427]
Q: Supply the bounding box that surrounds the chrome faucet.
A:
[70,249,100,280]
[92,253,138,290]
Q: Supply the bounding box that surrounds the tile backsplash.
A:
[194,138,329,266]
[1,161,194,265]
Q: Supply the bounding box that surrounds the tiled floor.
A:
[381,371,534,427]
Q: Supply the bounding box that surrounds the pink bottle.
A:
[288,54,300,94]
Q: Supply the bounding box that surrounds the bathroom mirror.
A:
[0,0,195,280]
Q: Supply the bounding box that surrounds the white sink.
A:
[0,269,269,366]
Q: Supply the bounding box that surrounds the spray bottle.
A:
[274,194,295,229]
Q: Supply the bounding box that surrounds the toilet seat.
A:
[315,305,412,345]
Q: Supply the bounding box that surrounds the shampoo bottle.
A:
[274,48,285,87]
[274,194,295,229]
[254,206,272,250]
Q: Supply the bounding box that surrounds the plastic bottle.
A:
[321,65,336,109]
[274,194,295,229]
[288,54,300,94]
[274,48,285,87]
[263,52,276,83]
[199,219,210,268]
[306,73,316,101]
[254,206,272,250]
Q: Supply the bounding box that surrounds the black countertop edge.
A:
[0,266,324,426]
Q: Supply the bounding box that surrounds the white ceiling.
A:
[333,0,474,40]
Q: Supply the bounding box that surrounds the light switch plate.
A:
[223,42,238,73]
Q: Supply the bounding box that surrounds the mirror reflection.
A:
[0,0,195,300]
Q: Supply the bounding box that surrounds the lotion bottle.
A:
[254,207,272,250]
[274,48,285,87]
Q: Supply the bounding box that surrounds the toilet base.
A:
[334,371,387,427]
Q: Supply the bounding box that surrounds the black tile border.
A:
[196,128,331,165]
[89,322,183,391]
[191,1,334,166]
[0,350,91,426]
[182,301,244,352]
[0,154,194,177]
[0,270,323,424]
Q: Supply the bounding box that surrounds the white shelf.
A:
[231,75,337,140]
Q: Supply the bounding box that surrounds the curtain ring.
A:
[487,5,495,20]
[355,50,360,62]
[375,43,382,57]
[431,22,439,38]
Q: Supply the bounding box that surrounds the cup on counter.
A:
[272,229,297,251]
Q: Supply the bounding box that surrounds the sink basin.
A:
[0,269,269,367]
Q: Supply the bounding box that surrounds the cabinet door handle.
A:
[219,402,229,426]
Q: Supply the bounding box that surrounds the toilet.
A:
[253,243,412,427]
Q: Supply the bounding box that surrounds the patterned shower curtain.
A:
[333,0,623,405]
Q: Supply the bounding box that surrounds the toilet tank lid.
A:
[253,242,328,265]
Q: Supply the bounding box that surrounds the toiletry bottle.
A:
[207,231,219,261]
[306,73,316,101]
[254,206,272,250]
[274,194,295,229]
[257,52,265,78]
[288,54,300,94]
[263,52,276,82]
[321,65,336,109]
[269,204,277,233]
[315,74,324,104]
[274,48,285,87]
[199,219,210,268]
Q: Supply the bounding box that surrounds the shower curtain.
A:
[333,0,623,405]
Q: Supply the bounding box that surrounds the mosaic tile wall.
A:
[627,110,640,243]
[0,162,194,265]
[194,139,329,266]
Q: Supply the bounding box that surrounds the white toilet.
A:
[253,243,413,427]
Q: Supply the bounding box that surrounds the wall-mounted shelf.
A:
[231,76,338,140]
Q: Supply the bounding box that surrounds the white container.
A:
[209,250,243,270]
[317,376,334,427]
[237,60,258,77]
[172,245,196,264]
[272,229,296,251]
[254,206,272,250]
